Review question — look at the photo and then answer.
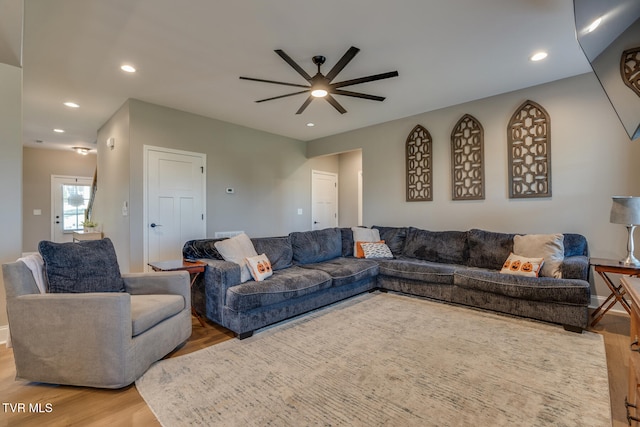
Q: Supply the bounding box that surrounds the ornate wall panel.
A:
[622,47,640,97]
[406,125,432,201]
[451,114,485,200]
[507,100,551,198]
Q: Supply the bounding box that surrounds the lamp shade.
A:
[610,196,640,225]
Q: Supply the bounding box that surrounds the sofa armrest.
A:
[123,271,190,309]
[561,255,589,281]
[195,259,241,324]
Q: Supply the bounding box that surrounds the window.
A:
[62,184,91,232]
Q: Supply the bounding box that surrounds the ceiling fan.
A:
[239,46,399,114]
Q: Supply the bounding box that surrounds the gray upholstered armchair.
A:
[2,240,192,389]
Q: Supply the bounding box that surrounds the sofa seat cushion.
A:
[225,266,332,312]
[130,294,185,337]
[453,269,590,305]
[299,257,379,287]
[376,257,458,284]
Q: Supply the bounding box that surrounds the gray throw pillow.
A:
[39,238,126,293]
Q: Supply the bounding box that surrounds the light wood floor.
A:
[0,311,630,427]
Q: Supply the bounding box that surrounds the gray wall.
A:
[308,73,640,299]
[0,62,23,334]
[97,99,339,272]
[22,147,96,252]
[338,150,362,228]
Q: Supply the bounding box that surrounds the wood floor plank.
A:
[0,311,629,426]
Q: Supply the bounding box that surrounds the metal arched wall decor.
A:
[451,114,485,200]
[621,47,640,98]
[507,100,551,198]
[406,124,432,201]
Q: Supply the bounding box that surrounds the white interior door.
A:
[311,170,338,230]
[51,175,93,243]
[146,147,206,264]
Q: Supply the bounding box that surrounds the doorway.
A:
[311,170,338,230]
[51,175,93,243]
[144,146,207,267]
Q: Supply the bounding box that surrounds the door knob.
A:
[313,221,319,224]
[150,223,162,228]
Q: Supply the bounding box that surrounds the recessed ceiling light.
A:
[63,101,80,108]
[71,147,90,155]
[53,128,65,133]
[530,51,548,62]
[306,123,315,127]
[120,64,136,73]
[587,17,602,33]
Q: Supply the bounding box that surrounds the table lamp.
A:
[610,196,640,266]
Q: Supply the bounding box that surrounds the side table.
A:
[148,259,207,327]
[589,257,640,327]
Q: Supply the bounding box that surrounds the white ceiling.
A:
[22,0,592,151]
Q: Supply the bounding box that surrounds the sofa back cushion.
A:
[290,228,342,264]
[372,226,408,256]
[563,233,589,257]
[251,236,293,271]
[402,227,469,265]
[467,229,515,270]
[339,227,355,257]
[183,238,226,261]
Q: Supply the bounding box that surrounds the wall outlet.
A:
[297,208,303,215]
[33,209,42,216]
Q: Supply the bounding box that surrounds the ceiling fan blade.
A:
[239,76,310,89]
[332,71,399,89]
[325,94,347,114]
[324,46,360,83]
[295,96,314,115]
[275,49,313,82]
[256,90,310,103]
[332,89,386,101]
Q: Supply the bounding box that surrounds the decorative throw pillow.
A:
[513,233,564,278]
[214,233,258,283]
[38,238,126,293]
[355,240,385,258]
[351,227,381,258]
[500,253,544,277]
[361,242,394,259]
[245,253,273,282]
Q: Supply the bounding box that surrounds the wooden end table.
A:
[590,257,640,327]
[148,259,207,327]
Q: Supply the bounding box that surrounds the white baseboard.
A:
[0,325,8,345]
[590,295,628,314]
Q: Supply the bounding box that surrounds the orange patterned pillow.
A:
[245,253,273,282]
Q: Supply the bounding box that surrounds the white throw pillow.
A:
[500,252,544,277]
[214,233,258,283]
[513,234,564,278]
[351,227,381,258]
[246,253,273,282]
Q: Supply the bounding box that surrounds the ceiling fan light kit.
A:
[240,46,398,114]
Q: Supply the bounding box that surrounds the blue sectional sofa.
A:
[183,227,590,339]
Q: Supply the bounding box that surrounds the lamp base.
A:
[620,256,640,266]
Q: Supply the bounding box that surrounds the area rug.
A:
[136,292,611,426]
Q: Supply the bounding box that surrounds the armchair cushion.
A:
[130,294,185,336]
[39,238,125,293]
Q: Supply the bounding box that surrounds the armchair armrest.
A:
[7,293,132,383]
[123,271,190,309]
